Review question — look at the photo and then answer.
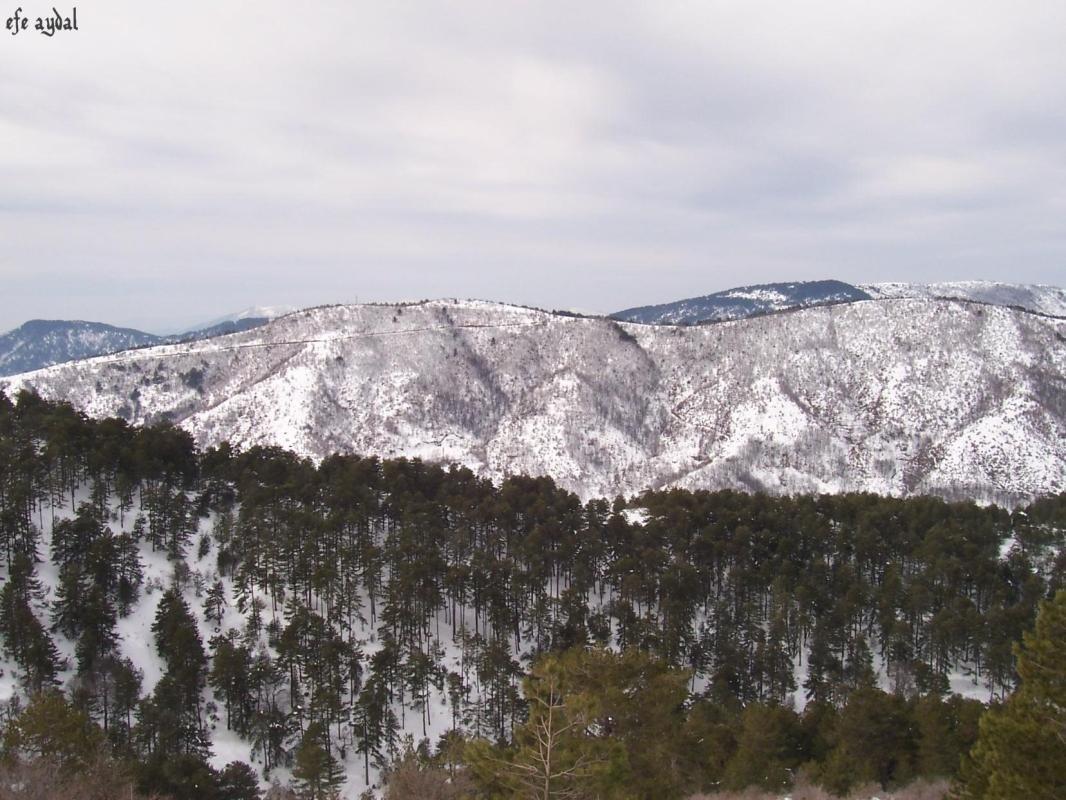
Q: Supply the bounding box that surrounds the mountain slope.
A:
[0,319,162,377]
[0,309,293,376]
[191,304,297,329]
[612,279,871,325]
[176,304,297,339]
[2,298,1063,503]
[862,281,1066,318]
[171,316,274,342]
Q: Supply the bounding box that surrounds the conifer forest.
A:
[0,389,1062,799]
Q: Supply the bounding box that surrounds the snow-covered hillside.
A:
[613,279,870,325]
[3,298,1064,504]
[863,281,1066,318]
[0,320,162,377]
[175,305,297,340]
[0,309,294,377]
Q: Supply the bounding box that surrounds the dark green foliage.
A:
[219,760,263,800]
[205,579,228,625]
[722,704,803,791]
[816,687,917,793]
[955,590,1066,799]
[135,752,222,800]
[465,651,629,800]
[292,721,345,799]
[0,392,1063,798]
[352,674,400,785]
[0,554,60,692]
[556,647,692,799]
[75,654,144,752]
[142,589,209,758]
[210,630,254,733]
[2,690,104,773]
[913,694,983,779]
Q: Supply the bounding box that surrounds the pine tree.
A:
[722,703,801,791]
[818,687,916,794]
[955,590,1066,800]
[0,553,60,692]
[205,580,228,626]
[145,588,209,757]
[292,721,345,800]
[2,690,104,773]
[213,631,256,734]
[115,532,145,614]
[466,652,625,800]
[107,656,143,751]
[352,675,399,786]
[218,760,262,800]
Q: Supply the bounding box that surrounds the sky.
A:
[1,1,1064,333]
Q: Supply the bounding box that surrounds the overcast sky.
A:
[2,1,1064,332]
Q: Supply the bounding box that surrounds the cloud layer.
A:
[2,1,1064,331]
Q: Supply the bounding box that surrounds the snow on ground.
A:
[862,281,1066,317]
[2,298,1063,508]
[0,482,1023,797]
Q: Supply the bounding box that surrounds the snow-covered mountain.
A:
[862,281,1066,318]
[612,280,871,325]
[178,305,297,337]
[0,320,162,377]
[171,316,275,343]
[0,308,295,376]
[2,298,1064,504]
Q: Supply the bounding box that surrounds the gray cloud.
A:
[1,0,1064,332]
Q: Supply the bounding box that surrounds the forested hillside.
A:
[612,280,871,324]
[0,391,1062,798]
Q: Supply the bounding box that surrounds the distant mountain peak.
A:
[0,320,162,377]
[0,306,300,377]
[612,279,871,325]
[190,305,297,333]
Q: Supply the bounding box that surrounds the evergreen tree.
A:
[105,655,144,751]
[352,675,399,786]
[218,760,263,800]
[136,752,222,800]
[955,590,1066,800]
[556,647,691,799]
[722,703,802,792]
[913,694,982,780]
[0,553,60,692]
[210,630,254,733]
[2,690,104,773]
[466,652,626,800]
[143,588,210,757]
[205,580,228,626]
[292,721,345,800]
[818,687,916,794]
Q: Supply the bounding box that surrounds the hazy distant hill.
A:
[0,320,162,377]
[0,307,293,376]
[612,280,871,325]
[862,281,1066,317]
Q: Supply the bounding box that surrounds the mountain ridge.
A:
[0,319,162,378]
[862,281,1066,318]
[0,309,291,377]
[611,279,870,325]
[6,282,1061,377]
[4,296,1063,505]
